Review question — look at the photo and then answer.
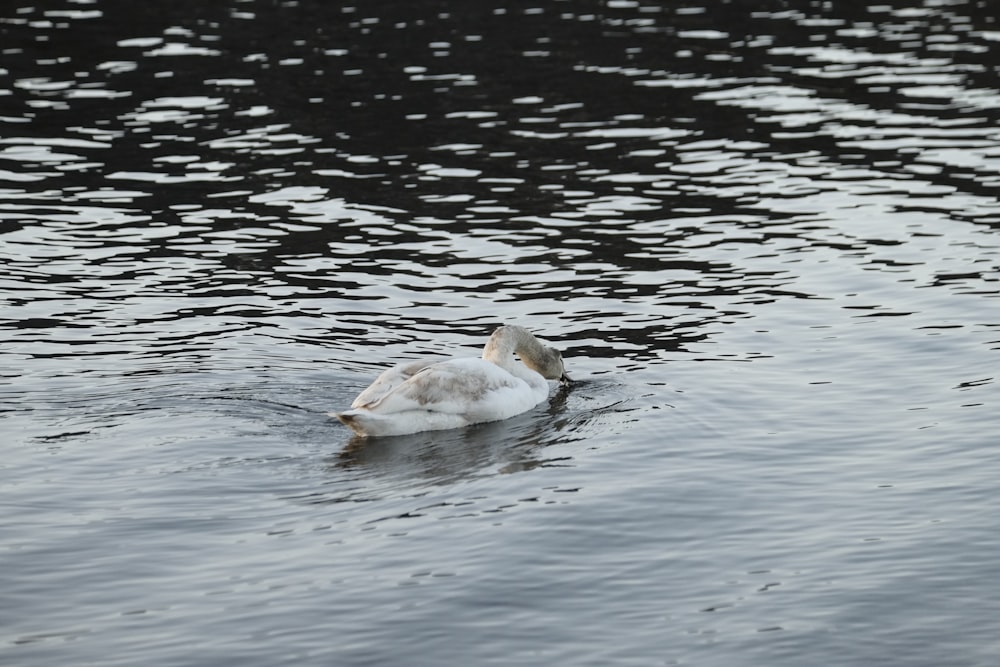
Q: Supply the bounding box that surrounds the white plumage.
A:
[334,325,569,437]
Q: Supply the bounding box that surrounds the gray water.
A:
[3,1,1000,665]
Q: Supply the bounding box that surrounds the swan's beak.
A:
[559,371,573,386]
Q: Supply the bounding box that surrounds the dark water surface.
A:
[3,1,1000,665]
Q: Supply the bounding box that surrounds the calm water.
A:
[3,1,1000,665]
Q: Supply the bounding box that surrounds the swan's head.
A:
[491,324,573,385]
[528,345,572,385]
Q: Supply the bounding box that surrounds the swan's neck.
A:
[482,326,539,366]
[481,325,544,375]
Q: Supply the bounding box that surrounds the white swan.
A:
[334,325,570,437]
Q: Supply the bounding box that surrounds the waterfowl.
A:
[334,325,570,437]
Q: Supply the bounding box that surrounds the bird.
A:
[334,325,570,437]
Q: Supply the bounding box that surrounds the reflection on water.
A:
[4,0,999,371]
[3,1,1000,666]
[334,409,563,484]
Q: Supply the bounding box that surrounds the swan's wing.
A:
[362,358,522,416]
[351,358,443,409]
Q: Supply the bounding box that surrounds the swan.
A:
[334,325,570,437]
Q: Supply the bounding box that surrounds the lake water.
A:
[3,1,1000,665]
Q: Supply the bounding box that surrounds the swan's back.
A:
[336,357,548,437]
[350,359,440,409]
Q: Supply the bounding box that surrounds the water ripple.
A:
[3,2,1000,665]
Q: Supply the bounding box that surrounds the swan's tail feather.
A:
[332,410,372,436]
[331,408,469,437]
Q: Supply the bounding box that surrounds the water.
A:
[3,1,1000,664]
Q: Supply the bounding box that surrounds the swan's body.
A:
[334,325,569,437]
